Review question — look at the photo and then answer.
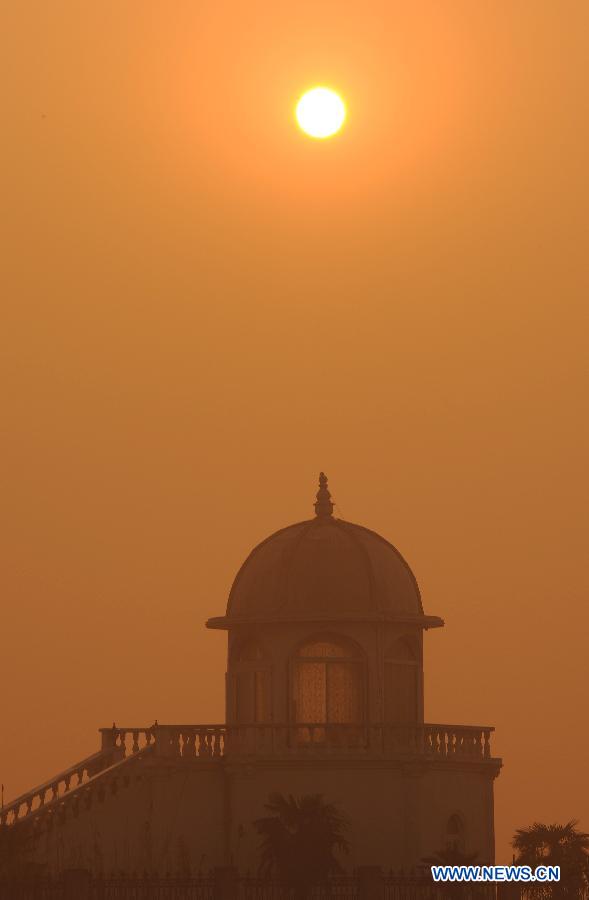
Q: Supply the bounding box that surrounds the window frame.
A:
[289,633,367,726]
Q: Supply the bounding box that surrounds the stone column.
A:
[101,727,116,751]
[357,865,385,900]
[486,771,499,862]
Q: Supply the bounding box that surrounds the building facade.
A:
[3,475,502,876]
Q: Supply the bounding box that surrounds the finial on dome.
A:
[314,472,334,518]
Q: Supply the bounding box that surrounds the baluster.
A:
[184,731,196,758]
[198,729,207,757]
[438,730,446,757]
[52,783,59,801]
[436,729,444,756]
[213,729,222,758]
[447,730,455,756]
[132,731,140,754]
[170,730,181,756]
[26,797,33,816]
[475,730,483,758]
[483,729,491,759]
[64,775,71,792]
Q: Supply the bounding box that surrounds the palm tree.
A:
[253,792,350,898]
[512,821,589,899]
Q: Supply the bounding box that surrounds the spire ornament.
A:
[314,472,334,518]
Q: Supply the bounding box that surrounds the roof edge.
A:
[206,614,444,631]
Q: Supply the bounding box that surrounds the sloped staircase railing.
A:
[1,749,117,828]
[1,746,155,835]
[0,726,158,829]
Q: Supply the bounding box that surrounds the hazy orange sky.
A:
[1,1,588,863]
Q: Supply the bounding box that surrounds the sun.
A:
[295,87,346,139]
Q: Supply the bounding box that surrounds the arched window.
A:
[384,638,418,724]
[291,636,364,728]
[230,640,271,723]
[446,814,466,851]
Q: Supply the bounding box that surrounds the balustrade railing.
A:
[1,725,155,829]
[99,723,157,755]
[1,745,156,833]
[220,723,494,760]
[0,749,116,828]
[96,722,493,760]
[0,722,495,830]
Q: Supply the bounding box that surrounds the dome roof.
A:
[206,475,443,629]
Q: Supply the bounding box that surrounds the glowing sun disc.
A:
[296,87,346,139]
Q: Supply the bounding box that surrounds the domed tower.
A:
[206,474,444,749]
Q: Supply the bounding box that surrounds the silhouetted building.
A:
[2,475,502,875]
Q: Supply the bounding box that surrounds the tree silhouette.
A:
[512,821,589,899]
[253,792,350,898]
